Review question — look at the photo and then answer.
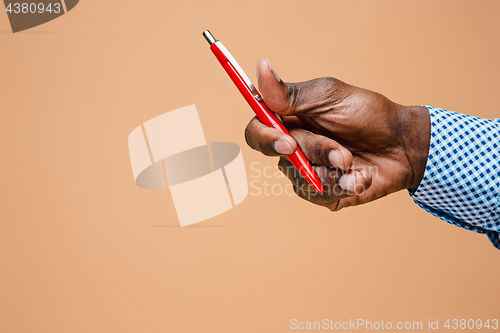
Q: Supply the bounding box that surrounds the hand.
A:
[245,59,431,211]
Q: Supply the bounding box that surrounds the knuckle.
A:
[286,83,300,111]
[244,117,258,146]
[327,200,342,212]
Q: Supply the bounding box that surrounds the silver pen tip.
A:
[202,30,216,45]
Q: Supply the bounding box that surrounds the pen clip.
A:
[214,41,262,100]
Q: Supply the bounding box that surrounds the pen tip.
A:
[202,30,216,45]
[314,182,324,194]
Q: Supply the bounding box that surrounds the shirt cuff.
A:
[408,106,500,249]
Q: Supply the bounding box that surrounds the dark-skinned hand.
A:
[244,59,431,211]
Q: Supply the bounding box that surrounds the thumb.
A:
[255,58,351,116]
[255,58,290,114]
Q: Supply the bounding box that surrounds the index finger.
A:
[244,116,297,156]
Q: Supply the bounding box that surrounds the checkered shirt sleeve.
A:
[408,106,500,249]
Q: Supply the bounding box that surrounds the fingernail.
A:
[265,58,281,82]
[328,150,345,170]
[274,139,294,155]
[339,173,356,192]
[255,66,260,83]
[340,171,368,194]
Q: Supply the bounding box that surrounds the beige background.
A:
[1,1,499,332]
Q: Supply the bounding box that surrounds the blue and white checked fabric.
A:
[409,106,500,249]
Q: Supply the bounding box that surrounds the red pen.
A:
[203,30,324,194]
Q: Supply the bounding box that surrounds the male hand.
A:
[245,59,431,211]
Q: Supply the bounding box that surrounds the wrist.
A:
[398,105,431,189]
